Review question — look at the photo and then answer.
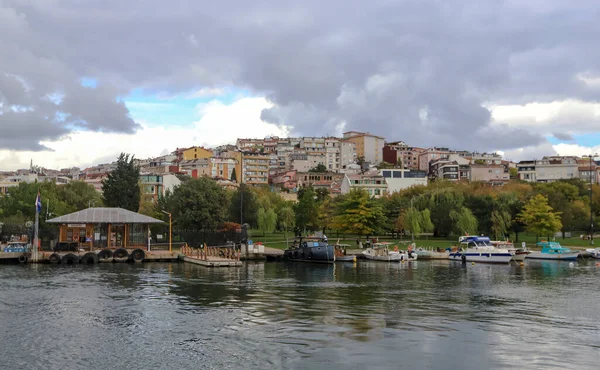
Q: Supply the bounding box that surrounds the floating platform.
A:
[181,255,242,267]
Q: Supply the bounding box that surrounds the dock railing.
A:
[180,244,241,261]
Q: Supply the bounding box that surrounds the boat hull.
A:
[335,255,357,262]
[449,252,513,263]
[527,251,579,261]
[283,245,334,263]
[363,250,417,262]
[511,251,530,262]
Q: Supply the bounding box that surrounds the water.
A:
[1,260,600,370]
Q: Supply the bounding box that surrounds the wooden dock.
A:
[181,255,242,267]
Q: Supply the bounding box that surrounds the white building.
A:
[341,172,388,198]
[379,169,428,193]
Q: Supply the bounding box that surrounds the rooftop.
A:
[47,207,164,224]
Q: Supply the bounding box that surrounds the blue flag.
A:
[35,191,42,213]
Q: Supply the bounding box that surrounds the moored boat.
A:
[334,243,356,262]
[527,241,579,261]
[283,237,334,264]
[449,236,514,263]
[362,242,417,262]
[585,248,600,259]
[491,241,530,262]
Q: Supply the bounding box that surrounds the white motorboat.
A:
[527,241,579,261]
[492,241,530,262]
[362,242,417,262]
[585,248,600,259]
[449,236,514,263]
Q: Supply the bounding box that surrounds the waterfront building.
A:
[46,207,163,249]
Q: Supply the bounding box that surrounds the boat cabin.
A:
[459,236,492,248]
[46,207,164,251]
[536,241,572,253]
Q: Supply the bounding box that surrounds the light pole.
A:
[589,154,597,245]
[161,210,172,253]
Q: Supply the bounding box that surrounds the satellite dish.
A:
[25,221,33,228]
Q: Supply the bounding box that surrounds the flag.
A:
[35,191,42,213]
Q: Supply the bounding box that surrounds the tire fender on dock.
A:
[61,253,79,265]
[97,249,113,262]
[48,253,61,264]
[113,248,129,262]
[81,252,99,264]
[131,249,145,262]
[18,254,28,264]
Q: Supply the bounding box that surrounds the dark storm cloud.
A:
[553,132,575,142]
[1,0,600,152]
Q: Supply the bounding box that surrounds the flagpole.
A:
[32,190,40,263]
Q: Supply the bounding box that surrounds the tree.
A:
[257,207,277,236]
[278,205,295,241]
[450,207,479,236]
[315,188,330,203]
[309,164,328,172]
[332,189,385,238]
[230,168,237,182]
[295,186,319,233]
[517,194,563,238]
[490,210,512,240]
[58,181,103,210]
[101,153,140,211]
[168,177,229,231]
[404,207,422,241]
[376,161,395,169]
[229,184,258,227]
[509,167,518,179]
[420,209,435,238]
[317,197,336,234]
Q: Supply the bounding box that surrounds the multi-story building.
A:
[578,158,598,184]
[291,153,326,172]
[343,131,385,164]
[340,172,388,198]
[242,152,270,186]
[182,146,213,161]
[271,170,298,191]
[517,160,537,182]
[236,138,265,151]
[180,157,237,181]
[379,169,428,193]
[140,173,181,202]
[382,141,424,169]
[429,159,460,181]
[418,147,451,172]
[469,164,510,184]
[471,152,503,165]
[218,150,242,183]
[296,171,345,195]
[517,156,579,182]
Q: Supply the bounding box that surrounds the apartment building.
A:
[382,141,424,170]
[242,153,270,186]
[297,171,345,194]
[182,146,213,160]
[517,156,579,182]
[429,158,460,181]
[418,147,451,172]
[470,164,510,184]
[343,131,385,164]
[340,172,388,198]
[140,174,181,202]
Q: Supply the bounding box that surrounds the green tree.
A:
[168,177,229,230]
[404,207,422,241]
[257,207,277,236]
[517,194,563,238]
[450,207,479,236]
[490,210,512,240]
[230,168,237,182]
[309,164,328,172]
[295,186,319,233]
[509,167,518,179]
[376,161,395,169]
[315,188,330,203]
[229,184,258,227]
[332,189,385,238]
[278,205,295,241]
[420,208,435,238]
[317,197,336,234]
[101,153,140,211]
[58,181,103,210]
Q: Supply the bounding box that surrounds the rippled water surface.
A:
[1,260,600,369]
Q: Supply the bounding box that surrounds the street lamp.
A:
[161,210,172,253]
[588,154,598,245]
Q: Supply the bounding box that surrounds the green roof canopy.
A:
[46,207,164,224]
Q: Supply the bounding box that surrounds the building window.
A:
[382,170,391,178]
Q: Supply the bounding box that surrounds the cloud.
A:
[0,96,288,170]
[2,0,600,160]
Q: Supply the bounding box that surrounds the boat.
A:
[283,237,334,263]
[449,236,514,263]
[527,241,579,261]
[334,243,357,262]
[413,245,449,260]
[362,242,417,262]
[585,248,600,259]
[491,241,530,262]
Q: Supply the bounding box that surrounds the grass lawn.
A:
[248,229,598,250]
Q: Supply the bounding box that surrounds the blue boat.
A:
[283,237,334,264]
[527,241,579,261]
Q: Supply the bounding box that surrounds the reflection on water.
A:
[1,259,600,369]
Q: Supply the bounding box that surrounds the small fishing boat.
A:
[413,246,449,260]
[362,242,417,262]
[334,243,356,262]
[283,236,334,264]
[527,241,579,261]
[449,236,514,263]
[491,241,530,262]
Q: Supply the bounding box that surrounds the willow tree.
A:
[490,210,512,240]
[450,207,478,236]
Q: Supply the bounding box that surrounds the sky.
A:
[1,0,600,170]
